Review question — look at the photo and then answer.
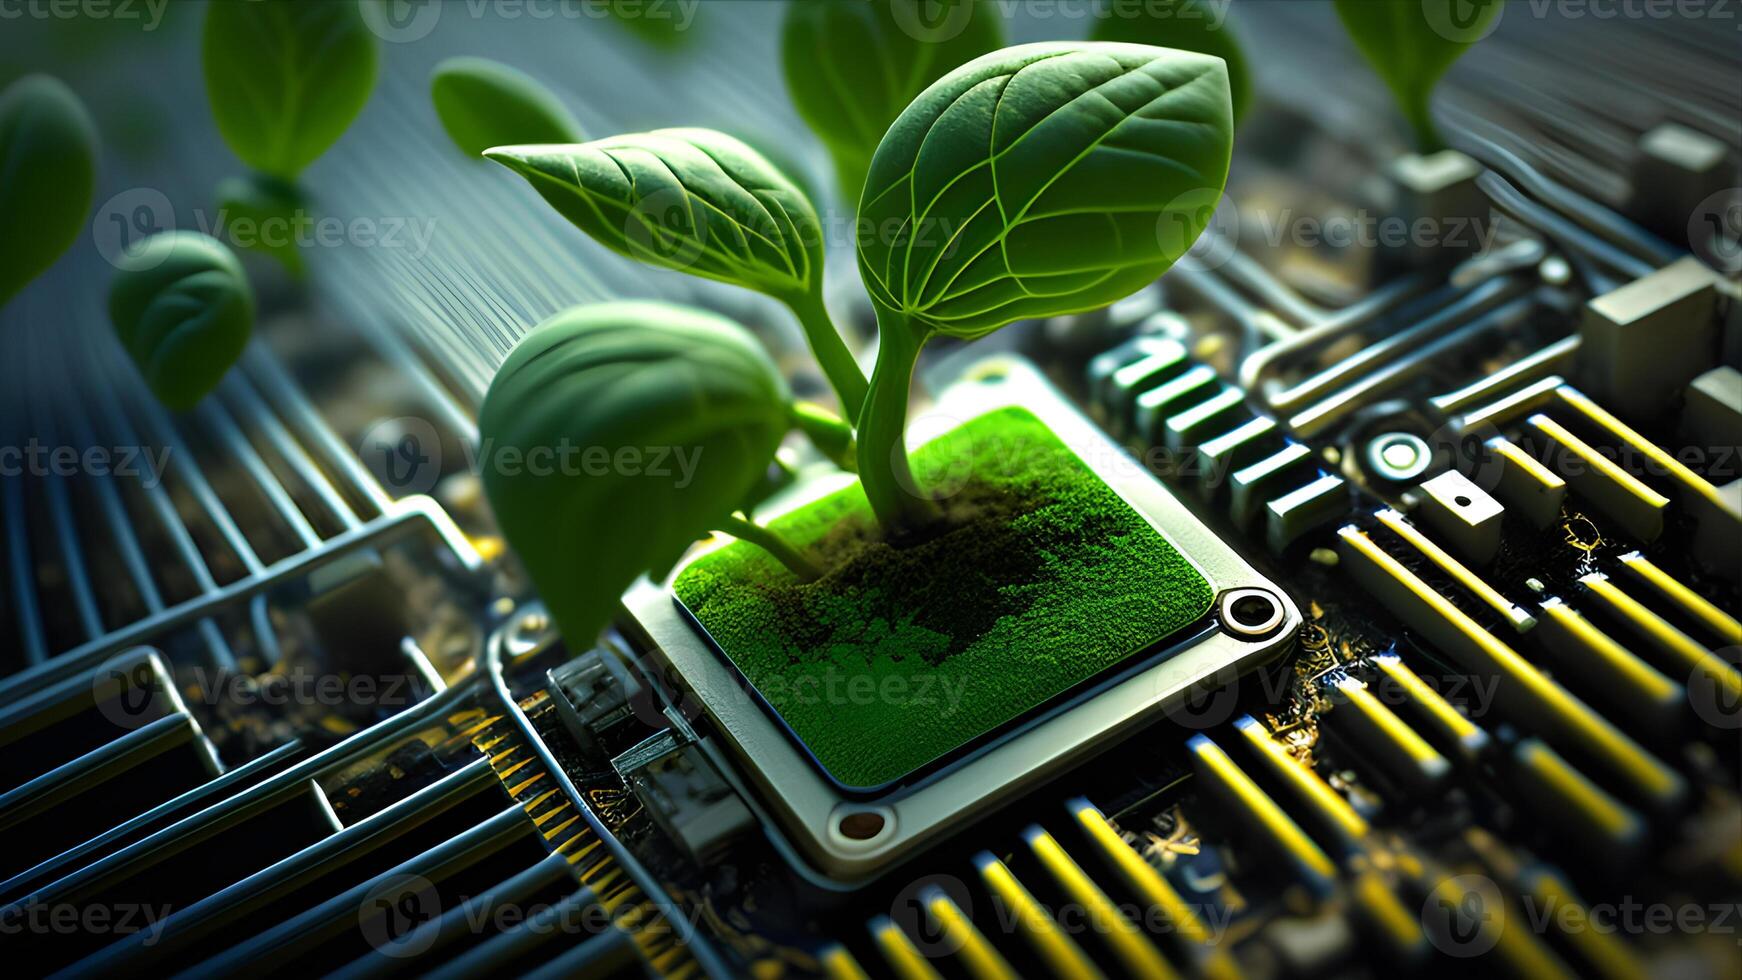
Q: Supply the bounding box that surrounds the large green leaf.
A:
[781,0,1003,205]
[430,56,584,159]
[0,74,97,308]
[856,41,1233,341]
[109,231,255,412]
[478,302,791,644]
[202,0,378,179]
[1090,0,1253,124]
[485,129,821,302]
[1333,0,1500,151]
[851,41,1233,533]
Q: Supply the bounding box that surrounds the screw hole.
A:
[1230,594,1274,627]
[838,811,886,841]
[1219,588,1286,640]
[1454,495,1472,507]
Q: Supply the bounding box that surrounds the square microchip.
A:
[672,405,1214,789]
[625,356,1297,879]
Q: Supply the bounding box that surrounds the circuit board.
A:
[0,2,1738,979]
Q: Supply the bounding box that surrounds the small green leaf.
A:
[856,41,1233,341]
[478,302,792,644]
[430,56,584,159]
[485,129,821,302]
[109,231,255,412]
[1333,0,1500,151]
[216,172,307,278]
[0,74,97,308]
[487,131,875,415]
[202,0,378,179]
[781,0,1003,205]
[1090,0,1253,124]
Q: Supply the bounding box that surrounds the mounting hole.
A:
[1364,431,1432,483]
[1453,495,1473,507]
[839,811,884,839]
[831,806,895,848]
[1219,588,1286,640]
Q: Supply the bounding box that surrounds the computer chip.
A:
[626,356,1298,878]
[673,406,1215,788]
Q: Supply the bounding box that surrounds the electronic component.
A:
[625,357,1299,878]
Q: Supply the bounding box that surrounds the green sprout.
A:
[0,74,97,308]
[203,0,378,272]
[1090,0,1253,125]
[430,57,585,158]
[478,301,819,645]
[780,0,1003,205]
[854,42,1233,530]
[490,41,1231,540]
[109,231,255,412]
[1333,0,1501,152]
[485,129,868,416]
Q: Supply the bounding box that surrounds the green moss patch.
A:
[672,407,1213,788]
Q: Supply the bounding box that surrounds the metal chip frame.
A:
[625,355,1301,881]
